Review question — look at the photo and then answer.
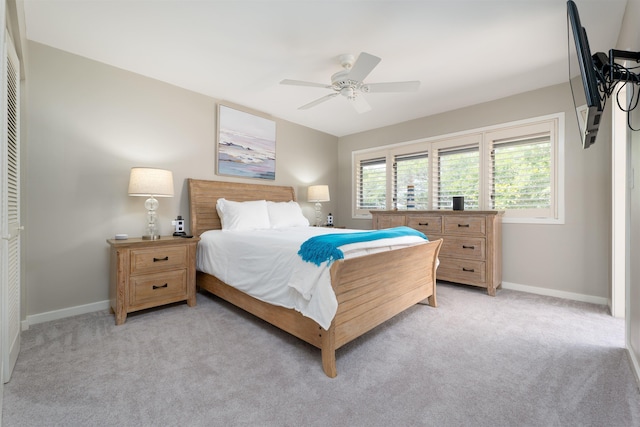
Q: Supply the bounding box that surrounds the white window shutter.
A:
[1,30,21,383]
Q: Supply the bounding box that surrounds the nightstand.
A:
[106,236,200,325]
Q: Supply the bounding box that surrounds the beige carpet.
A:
[3,283,639,426]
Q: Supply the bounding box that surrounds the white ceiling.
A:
[22,0,628,137]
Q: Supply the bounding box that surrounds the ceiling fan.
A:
[280,52,420,113]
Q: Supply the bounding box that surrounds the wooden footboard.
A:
[188,178,442,377]
[197,239,442,378]
[323,239,441,376]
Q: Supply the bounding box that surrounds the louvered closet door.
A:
[1,30,21,383]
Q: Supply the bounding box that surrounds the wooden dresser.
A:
[371,210,503,296]
[107,236,200,324]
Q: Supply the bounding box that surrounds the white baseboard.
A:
[21,300,110,331]
[19,282,608,331]
[501,281,609,306]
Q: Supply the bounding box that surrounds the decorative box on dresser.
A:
[371,210,503,296]
[107,236,200,324]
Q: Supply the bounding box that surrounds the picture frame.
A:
[217,104,276,180]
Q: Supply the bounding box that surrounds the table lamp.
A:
[308,185,330,227]
[128,167,174,240]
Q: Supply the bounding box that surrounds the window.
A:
[355,154,387,214]
[394,152,429,210]
[352,115,563,223]
[486,121,557,219]
[434,145,480,210]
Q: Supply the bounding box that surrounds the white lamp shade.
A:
[128,168,174,197]
[308,185,330,202]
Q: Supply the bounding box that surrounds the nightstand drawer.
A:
[439,236,485,260]
[129,269,187,306]
[407,215,442,234]
[443,216,486,235]
[130,246,187,274]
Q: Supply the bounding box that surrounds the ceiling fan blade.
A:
[351,95,372,114]
[280,79,332,89]
[365,81,421,93]
[299,93,339,110]
[346,52,381,82]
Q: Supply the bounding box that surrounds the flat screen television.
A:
[567,0,603,149]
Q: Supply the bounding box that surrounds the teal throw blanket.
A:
[298,226,427,266]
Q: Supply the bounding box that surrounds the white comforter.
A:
[196,226,426,329]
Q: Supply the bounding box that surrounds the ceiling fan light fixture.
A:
[280,51,420,113]
[340,86,355,99]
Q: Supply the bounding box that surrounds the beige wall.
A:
[337,83,612,300]
[23,42,617,316]
[24,41,338,317]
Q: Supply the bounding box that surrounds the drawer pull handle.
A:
[458,224,470,228]
[153,283,169,290]
[462,245,475,249]
[418,222,429,226]
[462,268,475,272]
[153,256,169,262]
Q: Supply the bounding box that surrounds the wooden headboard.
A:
[188,179,297,237]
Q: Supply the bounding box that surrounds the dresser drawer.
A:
[130,245,188,274]
[375,214,406,229]
[439,236,485,260]
[407,215,442,234]
[129,269,187,306]
[438,258,486,285]
[443,216,486,235]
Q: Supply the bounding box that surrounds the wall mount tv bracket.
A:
[597,49,640,86]
[593,49,640,131]
[595,49,640,97]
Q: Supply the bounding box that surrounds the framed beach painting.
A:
[216,104,276,180]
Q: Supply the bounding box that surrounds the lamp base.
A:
[143,196,160,240]
[314,202,323,227]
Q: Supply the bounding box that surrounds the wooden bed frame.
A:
[188,178,442,378]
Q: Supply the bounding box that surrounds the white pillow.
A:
[216,198,270,231]
[267,201,310,228]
